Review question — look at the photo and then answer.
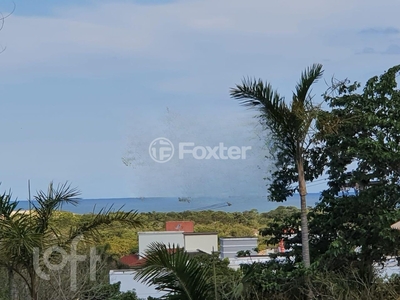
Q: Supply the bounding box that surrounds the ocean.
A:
[15,193,322,214]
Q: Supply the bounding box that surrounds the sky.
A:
[0,0,400,199]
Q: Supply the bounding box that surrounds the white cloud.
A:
[0,0,396,97]
[2,0,396,76]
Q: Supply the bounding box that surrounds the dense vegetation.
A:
[97,206,298,255]
[50,206,299,256]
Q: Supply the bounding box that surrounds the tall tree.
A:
[311,64,400,281]
[230,64,324,267]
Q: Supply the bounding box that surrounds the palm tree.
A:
[0,190,35,300]
[230,63,324,267]
[0,181,142,300]
[134,242,214,300]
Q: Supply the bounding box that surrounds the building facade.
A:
[138,231,184,256]
[109,270,167,298]
[220,237,258,259]
[184,232,218,254]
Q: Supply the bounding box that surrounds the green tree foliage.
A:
[191,252,243,299]
[260,209,303,259]
[92,209,283,257]
[240,260,307,299]
[81,282,141,300]
[310,64,400,281]
[245,65,400,299]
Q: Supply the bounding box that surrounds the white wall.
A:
[184,233,218,254]
[375,256,400,278]
[220,237,258,258]
[109,270,167,298]
[227,256,291,270]
[138,231,184,256]
[227,256,271,270]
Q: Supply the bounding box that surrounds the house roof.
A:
[119,254,147,267]
[220,237,257,240]
[166,221,194,232]
[138,231,184,235]
[391,221,400,230]
[183,232,217,236]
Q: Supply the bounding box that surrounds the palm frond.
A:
[230,77,297,155]
[134,242,213,300]
[0,215,42,259]
[32,181,80,234]
[294,63,324,104]
[286,64,323,147]
[66,205,141,245]
[230,77,282,106]
[0,191,18,219]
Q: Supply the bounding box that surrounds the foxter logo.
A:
[178,142,251,160]
[149,138,251,163]
[149,137,175,163]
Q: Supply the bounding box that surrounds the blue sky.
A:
[0,0,400,199]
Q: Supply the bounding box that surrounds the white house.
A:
[138,231,184,256]
[220,237,258,259]
[184,232,218,254]
[138,231,218,256]
[109,270,167,298]
[111,230,219,298]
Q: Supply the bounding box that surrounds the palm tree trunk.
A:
[296,155,311,268]
[296,154,313,300]
[29,271,38,300]
[8,267,17,300]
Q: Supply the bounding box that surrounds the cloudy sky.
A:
[0,0,399,199]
